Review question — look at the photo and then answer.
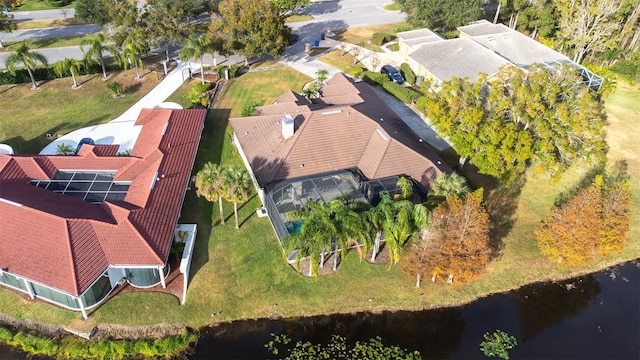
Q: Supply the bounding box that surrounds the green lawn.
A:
[16,18,80,30]
[12,0,75,11]
[0,34,100,53]
[0,67,638,332]
[0,69,160,154]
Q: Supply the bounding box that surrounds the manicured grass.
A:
[0,69,160,154]
[318,49,364,72]
[12,0,74,11]
[0,34,99,52]
[332,22,411,52]
[286,14,314,23]
[0,68,638,332]
[384,3,402,11]
[16,18,80,30]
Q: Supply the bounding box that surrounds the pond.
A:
[192,261,640,359]
[1,261,638,359]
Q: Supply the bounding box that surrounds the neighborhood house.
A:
[0,108,206,318]
[230,73,451,243]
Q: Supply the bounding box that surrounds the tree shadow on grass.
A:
[460,162,526,260]
[126,81,142,94]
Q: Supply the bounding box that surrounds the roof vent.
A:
[282,114,294,139]
[488,36,495,41]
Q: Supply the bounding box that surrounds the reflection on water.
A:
[194,261,640,359]
[1,262,638,359]
[515,274,601,341]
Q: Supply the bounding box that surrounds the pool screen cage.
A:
[263,170,408,241]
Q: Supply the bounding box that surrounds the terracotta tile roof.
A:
[0,108,206,296]
[230,74,450,192]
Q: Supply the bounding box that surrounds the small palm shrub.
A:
[106,81,124,98]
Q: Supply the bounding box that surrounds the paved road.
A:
[2,24,101,42]
[0,0,404,67]
[10,8,75,21]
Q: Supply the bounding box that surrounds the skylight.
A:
[30,170,131,204]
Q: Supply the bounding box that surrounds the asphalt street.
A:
[0,0,405,67]
[9,8,75,21]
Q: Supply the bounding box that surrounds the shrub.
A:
[106,81,124,97]
[609,60,639,82]
[361,70,388,85]
[185,82,212,106]
[344,66,366,77]
[381,81,422,104]
[390,43,400,51]
[240,101,264,116]
[400,63,416,84]
[372,32,394,46]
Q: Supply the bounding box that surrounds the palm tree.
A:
[302,85,318,100]
[286,200,338,277]
[121,40,145,80]
[224,166,252,229]
[193,162,228,225]
[430,172,469,198]
[54,58,83,88]
[377,191,428,266]
[4,41,48,89]
[81,33,119,80]
[315,69,329,85]
[179,34,212,85]
[332,195,370,271]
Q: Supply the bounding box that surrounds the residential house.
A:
[399,19,603,90]
[0,108,206,318]
[229,73,451,241]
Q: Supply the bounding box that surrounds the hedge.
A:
[344,66,366,77]
[372,33,395,46]
[400,63,416,85]
[361,70,422,103]
[1,62,109,86]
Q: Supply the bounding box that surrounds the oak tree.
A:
[556,0,622,63]
[395,0,484,33]
[208,0,290,60]
[417,64,607,184]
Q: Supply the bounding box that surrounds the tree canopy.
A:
[395,0,484,33]
[417,64,607,184]
[208,0,290,60]
[402,189,491,285]
[536,170,632,266]
[556,0,622,64]
[74,0,111,26]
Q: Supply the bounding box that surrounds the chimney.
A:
[282,114,294,139]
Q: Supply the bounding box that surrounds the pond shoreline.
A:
[1,257,637,348]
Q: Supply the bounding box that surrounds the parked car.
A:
[381,65,404,84]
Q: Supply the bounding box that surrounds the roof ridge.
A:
[64,220,82,295]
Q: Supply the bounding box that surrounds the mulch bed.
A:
[291,244,391,277]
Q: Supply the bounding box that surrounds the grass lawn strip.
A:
[0,34,101,53]
[0,68,638,332]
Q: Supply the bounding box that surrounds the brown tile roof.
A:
[230,73,450,191]
[0,108,206,296]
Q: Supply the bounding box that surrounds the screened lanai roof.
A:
[265,170,403,241]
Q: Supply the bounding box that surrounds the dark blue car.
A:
[381,65,404,84]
